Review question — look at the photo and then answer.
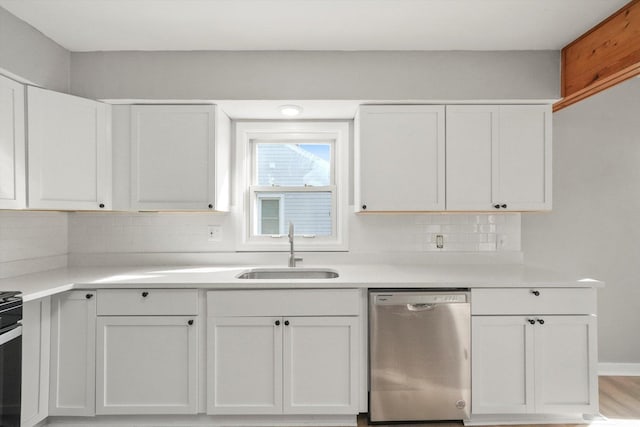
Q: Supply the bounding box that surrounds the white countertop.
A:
[0,264,604,302]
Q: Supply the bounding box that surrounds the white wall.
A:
[0,212,68,279]
[522,77,640,364]
[0,6,70,92]
[70,50,559,101]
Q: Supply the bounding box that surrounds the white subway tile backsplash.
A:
[0,212,68,278]
[350,212,519,253]
[67,211,521,256]
[69,212,236,254]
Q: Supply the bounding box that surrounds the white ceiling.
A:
[0,0,629,52]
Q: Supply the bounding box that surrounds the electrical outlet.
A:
[436,234,444,249]
[207,225,222,242]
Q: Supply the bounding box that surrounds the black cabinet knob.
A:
[537,319,545,325]
[501,204,507,209]
[275,320,280,326]
[527,319,535,325]
[362,204,367,210]
[208,204,213,209]
[284,320,290,326]
[188,320,194,326]
[493,204,501,209]
[85,293,93,299]
[142,291,149,298]
[99,203,105,208]
[531,290,540,296]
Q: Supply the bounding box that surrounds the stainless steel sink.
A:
[236,268,339,280]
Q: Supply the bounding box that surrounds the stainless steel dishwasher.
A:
[369,289,470,423]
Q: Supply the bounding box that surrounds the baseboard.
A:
[45,414,358,426]
[598,363,640,376]
[465,413,596,425]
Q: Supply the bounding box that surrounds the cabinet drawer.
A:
[471,288,596,315]
[207,289,360,317]
[97,289,198,316]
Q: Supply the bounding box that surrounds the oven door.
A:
[0,324,22,427]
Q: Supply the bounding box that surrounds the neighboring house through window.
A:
[236,122,349,251]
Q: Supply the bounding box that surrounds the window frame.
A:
[236,121,349,251]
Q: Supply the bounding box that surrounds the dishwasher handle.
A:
[406,303,436,311]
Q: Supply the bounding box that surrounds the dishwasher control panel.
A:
[374,291,468,305]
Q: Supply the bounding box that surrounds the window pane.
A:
[255,143,331,186]
[255,192,332,236]
[260,199,280,235]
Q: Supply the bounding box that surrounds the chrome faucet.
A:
[288,222,303,267]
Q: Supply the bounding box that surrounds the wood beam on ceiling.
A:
[554,0,640,112]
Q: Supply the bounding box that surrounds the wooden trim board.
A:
[555,0,640,112]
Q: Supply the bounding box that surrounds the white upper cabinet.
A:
[446,105,552,211]
[446,106,497,211]
[494,105,551,211]
[0,74,26,209]
[130,105,230,211]
[355,105,445,212]
[27,86,112,210]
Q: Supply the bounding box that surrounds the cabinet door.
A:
[493,105,552,211]
[0,74,26,209]
[27,86,111,210]
[96,316,198,414]
[471,316,534,414]
[21,297,50,427]
[355,105,445,211]
[533,315,598,414]
[49,291,96,416]
[130,105,220,210]
[283,317,358,414]
[207,317,283,414]
[446,106,497,210]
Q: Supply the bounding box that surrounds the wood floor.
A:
[357,376,640,427]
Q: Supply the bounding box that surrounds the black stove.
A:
[0,291,22,427]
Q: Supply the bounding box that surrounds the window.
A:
[236,122,349,251]
[257,195,283,235]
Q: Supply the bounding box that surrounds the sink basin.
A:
[236,268,339,280]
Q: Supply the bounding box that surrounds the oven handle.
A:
[0,324,22,346]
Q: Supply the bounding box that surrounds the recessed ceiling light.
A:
[279,105,303,117]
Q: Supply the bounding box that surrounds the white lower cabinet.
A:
[207,316,283,414]
[21,298,50,427]
[208,315,358,415]
[95,316,198,414]
[472,315,598,416]
[49,291,96,416]
[283,316,358,414]
[207,290,360,416]
[533,316,598,413]
[472,316,533,414]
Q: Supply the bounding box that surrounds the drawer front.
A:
[97,289,199,316]
[471,288,596,315]
[207,289,360,317]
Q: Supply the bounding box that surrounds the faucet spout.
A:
[288,222,303,267]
